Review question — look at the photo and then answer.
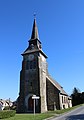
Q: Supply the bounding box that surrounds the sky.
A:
[0,0,84,101]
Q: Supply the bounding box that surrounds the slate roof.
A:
[22,48,47,58]
[46,74,68,96]
[0,99,13,106]
[30,18,39,40]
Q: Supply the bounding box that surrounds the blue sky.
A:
[0,0,84,101]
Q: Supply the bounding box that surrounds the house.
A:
[0,99,13,110]
[0,101,4,110]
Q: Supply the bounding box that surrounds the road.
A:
[51,105,84,120]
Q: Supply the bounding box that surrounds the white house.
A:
[0,99,13,110]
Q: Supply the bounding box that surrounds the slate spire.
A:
[31,18,39,40]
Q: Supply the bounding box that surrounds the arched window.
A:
[26,61,30,70]
[33,60,36,69]
[26,60,37,70]
[30,61,33,69]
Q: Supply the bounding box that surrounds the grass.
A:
[1,113,54,120]
[48,104,84,114]
[2,104,84,120]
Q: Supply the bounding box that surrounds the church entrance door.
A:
[28,96,34,112]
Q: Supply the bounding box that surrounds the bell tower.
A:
[17,18,48,113]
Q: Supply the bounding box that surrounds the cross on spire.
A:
[34,13,36,19]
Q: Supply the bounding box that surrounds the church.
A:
[17,18,72,113]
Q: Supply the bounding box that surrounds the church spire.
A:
[31,18,39,40]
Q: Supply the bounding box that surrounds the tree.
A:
[81,92,84,103]
[71,87,82,106]
[72,87,80,95]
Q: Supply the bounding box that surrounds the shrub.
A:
[11,106,16,110]
[3,106,10,110]
[4,105,16,110]
[0,110,16,119]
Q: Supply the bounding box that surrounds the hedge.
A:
[0,110,16,119]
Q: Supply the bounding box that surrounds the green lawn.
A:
[2,104,84,120]
[2,113,54,120]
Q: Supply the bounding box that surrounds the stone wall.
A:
[46,78,60,110]
[39,53,47,113]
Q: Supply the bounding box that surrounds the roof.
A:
[30,18,39,40]
[0,99,13,105]
[68,96,72,100]
[46,74,68,96]
[22,48,47,58]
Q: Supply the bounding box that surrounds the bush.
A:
[11,106,16,110]
[0,110,16,119]
[3,106,10,110]
[4,105,16,110]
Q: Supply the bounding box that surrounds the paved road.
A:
[51,105,84,120]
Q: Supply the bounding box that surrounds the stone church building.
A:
[17,18,72,113]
